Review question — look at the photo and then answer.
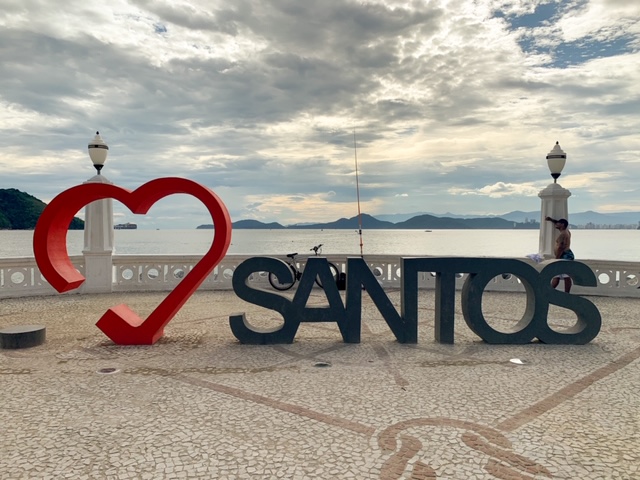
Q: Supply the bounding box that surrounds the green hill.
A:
[394,214,468,229]
[287,213,395,229]
[0,188,84,230]
[396,215,521,229]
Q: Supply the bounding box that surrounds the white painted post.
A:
[81,132,114,293]
[538,184,571,257]
[538,142,571,258]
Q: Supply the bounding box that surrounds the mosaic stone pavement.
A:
[1,289,639,479]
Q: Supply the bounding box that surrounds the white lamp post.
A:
[82,131,114,293]
[538,141,571,258]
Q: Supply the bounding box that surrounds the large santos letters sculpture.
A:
[35,178,601,346]
[231,257,601,345]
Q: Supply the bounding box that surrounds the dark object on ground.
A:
[0,325,46,349]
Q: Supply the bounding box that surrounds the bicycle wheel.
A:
[315,261,340,289]
[268,264,297,291]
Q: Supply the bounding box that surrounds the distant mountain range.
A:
[3,187,637,231]
[198,210,640,230]
[377,210,640,226]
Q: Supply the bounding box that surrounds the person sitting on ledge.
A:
[545,216,574,293]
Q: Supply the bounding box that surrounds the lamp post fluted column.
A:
[538,142,571,258]
[82,131,114,293]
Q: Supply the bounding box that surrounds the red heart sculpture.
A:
[33,177,232,345]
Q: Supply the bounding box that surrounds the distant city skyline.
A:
[1,1,639,229]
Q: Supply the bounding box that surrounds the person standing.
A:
[545,217,574,292]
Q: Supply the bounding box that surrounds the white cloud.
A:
[557,0,640,43]
[449,182,541,198]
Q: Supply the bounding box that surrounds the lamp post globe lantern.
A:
[546,141,566,183]
[88,131,109,175]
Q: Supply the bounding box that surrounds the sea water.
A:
[1,229,639,261]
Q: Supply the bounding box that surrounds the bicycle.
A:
[268,244,340,291]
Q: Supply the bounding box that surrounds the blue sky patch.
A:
[495,2,560,29]
[153,23,168,34]
[494,1,636,68]
[551,35,636,67]
[517,33,636,68]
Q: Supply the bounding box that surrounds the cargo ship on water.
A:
[114,222,137,230]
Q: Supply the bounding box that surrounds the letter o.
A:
[461,259,546,344]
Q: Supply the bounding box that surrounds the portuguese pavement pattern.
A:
[1,289,639,479]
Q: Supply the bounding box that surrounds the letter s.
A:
[229,257,300,344]
[537,261,601,344]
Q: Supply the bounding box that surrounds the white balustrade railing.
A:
[1,255,639,299]
[0,256,85,298]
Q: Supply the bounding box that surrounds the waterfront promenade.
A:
[1,289,639,479]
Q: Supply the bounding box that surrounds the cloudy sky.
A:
[1,0,639,228]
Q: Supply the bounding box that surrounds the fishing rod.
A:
[353,128,364,257]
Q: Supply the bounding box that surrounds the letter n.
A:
[345,257,411,343]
